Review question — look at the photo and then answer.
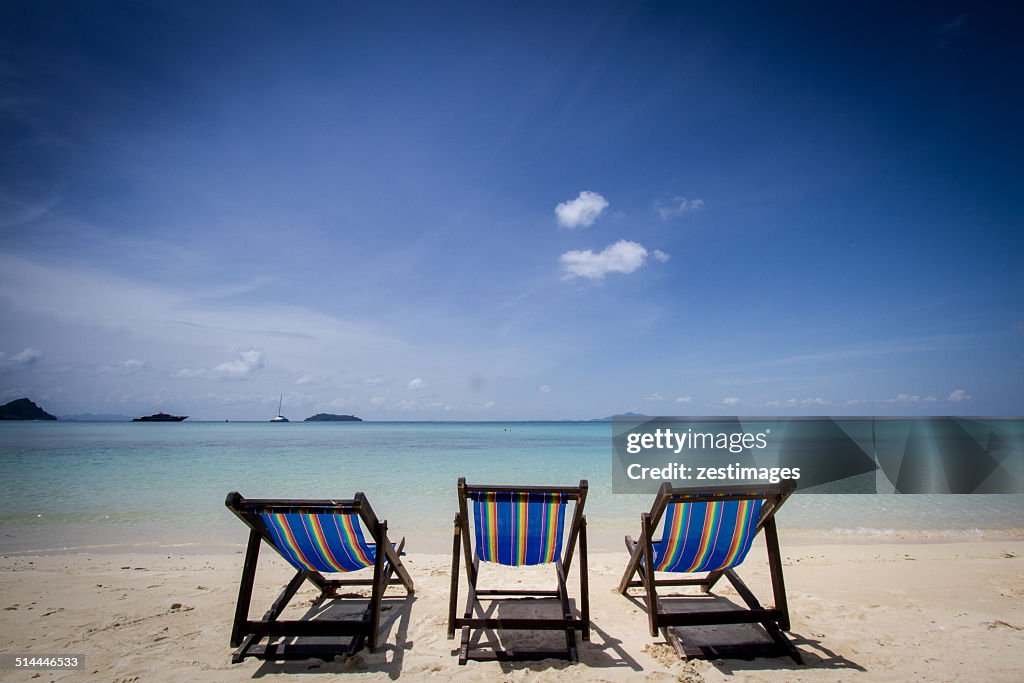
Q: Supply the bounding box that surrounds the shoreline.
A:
[3,525,1024,558]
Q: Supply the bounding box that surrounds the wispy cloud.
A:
[560,240,652,280]
[555,191,608,229]
[652,249,670,263]
[938,13,967,35]
[0,347,43,369]
[656,197,704,220]
[722,397,740,406]
[0,194,63,230]
[726,336,973,372]
[99,359,146,375]
[675,395,693,403]
[538,384,551,393]
[408,377,428,391]
[887,393,937,404]
[644,392,665,401]
[937,13,967,49]
[948,388,972,402]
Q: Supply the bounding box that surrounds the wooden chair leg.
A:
[231,529,261,648]
[447,514,461,639]
[458,556,480,666]
[641,514,658,637]
[556,562,578,662]
[764,517,791,631]
[579,516,590,641]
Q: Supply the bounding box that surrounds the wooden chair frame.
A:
[617,481,801,663]
[447,478,590,664]
[225,491,414,663]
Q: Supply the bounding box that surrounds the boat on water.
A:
[133,412,188,422]
[270,395,289,422]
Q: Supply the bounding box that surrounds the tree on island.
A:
[0,398,58,420]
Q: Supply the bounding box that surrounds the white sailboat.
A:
[270,394,289,422]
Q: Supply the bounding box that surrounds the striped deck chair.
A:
[448,478,589,664]
[617,481,801,663]
[225,492,413,662]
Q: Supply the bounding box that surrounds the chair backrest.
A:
[647,482,795,574]
[469,491,567,565]
[260,510,375,572]
[652,498,763,572]
[226,493,381,574]
[459,480,587,567]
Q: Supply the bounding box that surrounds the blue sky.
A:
[1,2,1021,419]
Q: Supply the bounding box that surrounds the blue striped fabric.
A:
[651,499,763,573]
[469,491,568,566]
[259,512,376,573]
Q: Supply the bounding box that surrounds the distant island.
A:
[0,398,58,421]
[304,413,363,422]
[591,412,650,422]
[133,412,188,422]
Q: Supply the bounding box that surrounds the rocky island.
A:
[0,398,58,420]
[304,413,363,422]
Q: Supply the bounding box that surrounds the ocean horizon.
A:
[2,421,1021,556]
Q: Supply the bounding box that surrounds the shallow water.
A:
[1,421,1021,554]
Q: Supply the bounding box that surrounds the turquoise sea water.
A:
[0,421,1021,554]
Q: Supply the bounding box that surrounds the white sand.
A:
[1,540,1023,681]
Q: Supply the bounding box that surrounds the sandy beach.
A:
[1,539,1022,681]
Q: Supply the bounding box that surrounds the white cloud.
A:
[178,348,265,380]
[948,388,972,402]
[657,197,704,220]
[408,377,427,391]
[675,395,693,403]
[369,395,387,408]
[213,349,265,379]
[644,393,665,402]
[560,240,649,280]
[555,191,608,229]
[652,249,671,263]
[0,347,43,369]
[538,384,551,393]
[723,397,740,406]
[887,393,922,404]
[784,397,830,407]
[483,400,496,409]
